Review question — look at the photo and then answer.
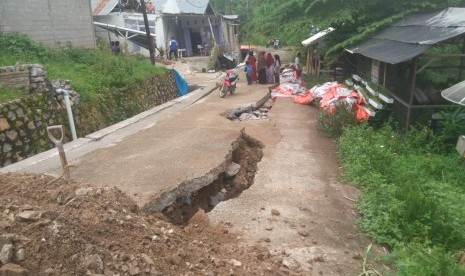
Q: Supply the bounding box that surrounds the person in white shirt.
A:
[295,52,302,77]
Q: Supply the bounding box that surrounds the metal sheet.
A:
[162,0,211,14]
[93,22,155,50]
[92,0,119,15]
[345,7,465,64]
[441,80,465,106]
[346,38,431,64]
[374,26,465,45]
[302,28,335,47]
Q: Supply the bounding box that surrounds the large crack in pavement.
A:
[143,130,263,220]
[160,132,263,225]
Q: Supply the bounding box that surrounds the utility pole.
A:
[140,0,156,65]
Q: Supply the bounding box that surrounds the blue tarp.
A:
[173,69,188,96]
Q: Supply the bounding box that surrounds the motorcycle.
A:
[273,38,280,49]
[218,70,239,98]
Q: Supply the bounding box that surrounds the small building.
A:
[345,7,465,128]
[0,0,96,49]
[91,0,239,57]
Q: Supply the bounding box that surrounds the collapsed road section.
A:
[143,131,263,225]
[222,93,273,121]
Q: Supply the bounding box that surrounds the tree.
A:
[211,0,465,60]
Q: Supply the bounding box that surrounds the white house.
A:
[91,0,239,57]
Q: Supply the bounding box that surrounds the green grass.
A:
[0,32,165,102]
[0,85,24,103]
[338,124,465,275]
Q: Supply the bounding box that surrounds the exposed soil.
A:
[0,172,305,275]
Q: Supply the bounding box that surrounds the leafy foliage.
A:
[338,124,465,273]
[211,0,465,60]
[0,32,165,102]
[317,102,359,138]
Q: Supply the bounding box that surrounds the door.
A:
[190,31,202,56]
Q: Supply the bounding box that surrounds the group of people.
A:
[110,41,121,55]
[244,51,281,85]
[244,51,302,85]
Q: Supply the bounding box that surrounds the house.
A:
[345,7,465,129]
[91,0,239,57]
[0,0,96,49]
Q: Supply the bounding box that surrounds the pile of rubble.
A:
[237,108,269,121]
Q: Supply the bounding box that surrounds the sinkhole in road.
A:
[162,133,263,226]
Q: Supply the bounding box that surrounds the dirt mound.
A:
[0,172,308,275]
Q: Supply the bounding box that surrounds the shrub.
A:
[317,102,359,138]
[338,124,465,273]
[0,32,165,103]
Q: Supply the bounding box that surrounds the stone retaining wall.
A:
[0,64,48,93]
[0,69,179,167]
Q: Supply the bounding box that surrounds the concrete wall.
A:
[0,0,96,48]
[0,68,179,168]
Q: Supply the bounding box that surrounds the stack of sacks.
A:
[307,82,370,122]
[270,73,371,122]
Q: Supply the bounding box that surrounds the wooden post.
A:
[306,47,311,75]
[140,0,156,65]
[383,62,387,87]
[459,37,465,80]
[405,58,418,131]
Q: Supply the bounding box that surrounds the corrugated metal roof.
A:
[302,27,335,47]
[94,21,155,50]
[91,0,119,16]
[152,0,212,14]
[222,15,239,20]
[346,7,465,64]
[92,0,214,16]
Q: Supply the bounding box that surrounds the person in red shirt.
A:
[246,51,257,83]
[146,1,154,13]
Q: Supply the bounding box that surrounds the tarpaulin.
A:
[173,69,188,96]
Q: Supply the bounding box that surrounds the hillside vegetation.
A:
[212,0,465,59]
[0,32,164,102]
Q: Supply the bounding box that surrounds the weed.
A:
[0,84,25,103]
[338,124,465,273]
[0,32,165,103]
[317,102,358,139]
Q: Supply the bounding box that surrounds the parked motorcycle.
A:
[273,38,280,49]
[218,70,239,98]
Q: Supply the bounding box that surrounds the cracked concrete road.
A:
[209,99,375,275]
[2,56,377,274]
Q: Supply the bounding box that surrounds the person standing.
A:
[244,61,252,85]
[274,54,281,84]
[265,52,275,83]
[110,41,121,55]
[246,51,257,83]
[257,51,267,84]
[295,52,302,77]
[169,37,178,61]
[146,1,155,13]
